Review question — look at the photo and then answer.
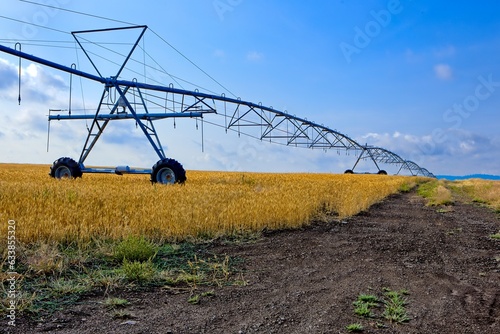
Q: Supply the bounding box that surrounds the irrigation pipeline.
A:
[0,28,434,178]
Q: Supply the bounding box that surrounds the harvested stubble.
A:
[0,164,418,244]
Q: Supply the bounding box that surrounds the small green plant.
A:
[201,290,215,297]
[357,294,378,304]
[346,323,364,332]
[176,271,205,286]
[49,278,89,297]
[489,232,500,240]
[188,294,200,304]
[353,294,379,318]
[353,302,374,317]
[399,182,412,193]
[121,258,156,283]
[436,207,451,213]
[114,236,158,262]
[91,270,124,294]
[104,297,129,309]
[111,310,134,319]
[382,288,410,323]
[351,288,410,328]
[187,290,215,305]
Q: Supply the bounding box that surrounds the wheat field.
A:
[0,164,421,244]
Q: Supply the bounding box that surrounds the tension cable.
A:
[15,42,21,105]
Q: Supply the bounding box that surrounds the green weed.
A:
[382,288,410,323]
[489,232,500,240]
[121,259,156,283]
[353,302,375,317]
[114,236,158,262]
[49,278,89,297]
[351,288,410,328]
[417,180,437,198]
[357,294,378,304]
[353,294,379,318]
[188,294,200,304]
[104,297,129,309]
[346,323,364,332]
[399,183,412,193]
[417,181,453,206]
[111,310,134,319]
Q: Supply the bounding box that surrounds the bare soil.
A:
[5,191,500,334]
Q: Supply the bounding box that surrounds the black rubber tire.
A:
[377,170,388,175]
[151,158,186,184]
[49,157,82,179]
[344,169,354,174]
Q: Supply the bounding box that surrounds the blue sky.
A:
[0,0,499,175]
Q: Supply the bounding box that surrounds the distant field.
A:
[449,179,500,210]
[0,164,422,244]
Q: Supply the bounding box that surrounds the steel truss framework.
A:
[0,25,434,179]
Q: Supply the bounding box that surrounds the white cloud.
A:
[213,49,226,59]
[246,51,264,62]
[434,63,453,80]
[357,129,500,175]
[434,45,456,58]
[26,63,38,77]
[404,48,424,64]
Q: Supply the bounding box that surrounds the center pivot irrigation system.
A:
[0,25,434,183]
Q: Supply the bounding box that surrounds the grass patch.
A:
[346,323,364,332]
[351,288,410,328]
[104,297,129,309]
[121,259,156,283]
[447,179,500,213]
[353,302,375,318]
[353,294,379,318]
[382,288,410,323]
[114,236,158,262]
[399,183,413,193]
[417,180,438,198]
[49,277,90,297]
[0,239,242,320]
[417,180,453,206]
[187,290,215,305]
[111,310,134,319]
